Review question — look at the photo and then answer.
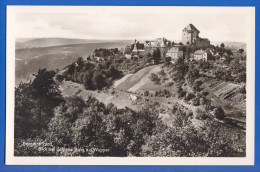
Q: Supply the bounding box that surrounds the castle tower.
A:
[161,37,167,47]
[182,24,200,45]
[133,39,138,52]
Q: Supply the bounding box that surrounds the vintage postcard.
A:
[5,6,255,165]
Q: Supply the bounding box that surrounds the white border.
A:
[5,6,255,165]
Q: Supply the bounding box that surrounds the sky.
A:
[13,6,252,43]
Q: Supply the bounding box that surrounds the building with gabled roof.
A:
[166,45,183,62]
[194,50,208,61]
[132,39,145,56]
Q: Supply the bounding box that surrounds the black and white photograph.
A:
[5,6,255,165]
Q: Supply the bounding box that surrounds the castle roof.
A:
[184,24,200,32]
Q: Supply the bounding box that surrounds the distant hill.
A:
[15,41,132,85]
[211,41,246,51]
[15,38,132,49]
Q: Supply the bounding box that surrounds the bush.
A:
[187,111,193,118]
[192,80,203,92]
[56,74,64,82]
[192,97,200,106]
[156,89,171,97]
[149,73,160,84]
[202,91,209,96]
[184,93,195,102]
[178,90,186,99]
[195,108,208,120]
[166,81,174,87]
[144,91,150,96]
[214,107,225,120]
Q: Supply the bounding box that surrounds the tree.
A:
[238,49,244,54]
[226,49,233,56]
[185,65,200,85]
[76,57,84,67]
[237,71,246,83]
[72,110,114,156]
[164,56,172,67]
[47,106,73,153]
[92,70,106,90]
[184,46,193,60]
[15,68,64,139]
[56,74,64,82]
[31,68,63,130]
[192,80,202,92]
[149,73,160,84]
[159,69,166,76]
[230,59,241,75]
[172,57,189,83]
[152,48,161,64]
[214,107,225,120]
[15,82,38,138]
[144,90,150,96]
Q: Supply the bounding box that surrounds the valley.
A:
[15,40,132,84]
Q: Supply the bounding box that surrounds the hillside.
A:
[200,77,246,121]
[15,41,131,85]
[60,63,246,126]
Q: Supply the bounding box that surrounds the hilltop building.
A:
[182,24,200,45]
[182,24,210,49]
[144,37,170,57]
[132,39,145,56]
[193,50,209,61]
[166,45,183,62]
[144,38,170,48]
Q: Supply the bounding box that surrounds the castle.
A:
[126,24,211,59]
[182,24,210,48]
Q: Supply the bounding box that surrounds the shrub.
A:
[166,81,174,87]
[184,93,195,102]
[149,73,160,84]
[178,90,186,99]
[144,91,149,96]
[187,111,193,118]
[202,91,209,97]
[56,74,64,82]
[192,80,203,92]
[192,97,200,106]
[214,107,225,120]
[195,108,207,120]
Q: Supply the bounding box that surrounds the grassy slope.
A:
[114,65,163,92]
